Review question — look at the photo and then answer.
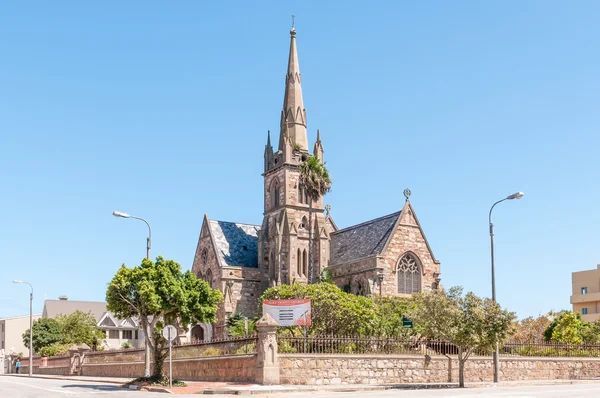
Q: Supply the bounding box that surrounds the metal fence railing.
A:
[278,336,600,358]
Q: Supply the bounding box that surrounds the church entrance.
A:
[191,325,205,343]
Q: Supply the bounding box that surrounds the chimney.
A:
[58,296,68,301]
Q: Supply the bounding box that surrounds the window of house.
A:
[123,330,133,340]
[109,330,119,339]
[397,253,421,294]
[582,287,588,294]
[582,308,588,315]
[135,330,139,340]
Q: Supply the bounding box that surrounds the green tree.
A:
[22,318,63,353]
[408,287,516,388]
[544,311,587,343]
[510,311,561,342]
[106,256,222,378]
[298,155,332,283]
[372,296,414,338]
[260,282,377,336]
[56,310,105,350]
[226,311,256,337]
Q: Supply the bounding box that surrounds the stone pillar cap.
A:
[256,313,279,327]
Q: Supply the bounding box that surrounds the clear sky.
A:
[2,1,599,320]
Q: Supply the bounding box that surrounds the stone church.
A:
[191,26,442,339]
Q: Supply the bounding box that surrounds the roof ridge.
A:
[44,300,106,304]
[332,211,401,234]
[210,219,261,228]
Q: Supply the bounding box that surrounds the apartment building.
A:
[570,264,600,322]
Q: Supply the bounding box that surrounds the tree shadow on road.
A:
[61,384,126,392]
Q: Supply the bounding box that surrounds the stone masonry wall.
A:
[279,354,600,385]
[378,206,440,296]
[81,354,256,382]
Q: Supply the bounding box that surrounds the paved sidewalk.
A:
[3,373,600,395]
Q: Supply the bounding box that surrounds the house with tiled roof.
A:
[191,25,441,338]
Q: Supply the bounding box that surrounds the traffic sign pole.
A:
[162,325,177,389]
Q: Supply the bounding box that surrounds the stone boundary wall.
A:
[81,354,257,382]
[279,354,600,385]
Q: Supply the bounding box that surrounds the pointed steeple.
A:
[279,24,308,152]
[313,128,324,161]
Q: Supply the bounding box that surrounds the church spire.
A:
[279,21,308,152]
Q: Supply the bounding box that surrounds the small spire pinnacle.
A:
[316,129,321,142]
[267,130,271,146]
[291,14,295,30]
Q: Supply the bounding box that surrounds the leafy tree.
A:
[56,310,105,350]
[22,318,63,353]
[582,320,600,344]
[319,268,334,284]
[544,311,587,343]
[298,155,331,283]
[408,287,516,388]
[106,256,222,378]
[260,283,377,336]
[372,296,415,338]
[510,312,559,342]
[38,343,70,357]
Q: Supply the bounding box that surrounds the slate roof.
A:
[209,220,260,268]
[329,212,400,266]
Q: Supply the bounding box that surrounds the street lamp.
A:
[489,191,524,383]
[13,280,33,377]
[112,211,151,260]
[112,211,152,378]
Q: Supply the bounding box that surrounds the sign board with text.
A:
[262,299,311,326]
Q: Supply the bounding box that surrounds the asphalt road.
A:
[0,376,166,397]
[3,377,600,397]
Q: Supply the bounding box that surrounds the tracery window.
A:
[397,253,421,294]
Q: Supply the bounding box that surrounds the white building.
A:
[42,297,144,350]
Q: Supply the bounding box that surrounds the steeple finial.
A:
[403,188,412,201]
[279,19,308,152]
[267,130,271,147]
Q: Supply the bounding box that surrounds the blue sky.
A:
[2,1,599,319]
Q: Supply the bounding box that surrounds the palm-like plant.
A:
[299,155,332,283]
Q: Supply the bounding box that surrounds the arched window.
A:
[297,248,302,276]
[271,179,280,208]
[397,253,421,294]
[205,269,213,288]
[201,248,208,266]
[298,186,304,204]
[300,216,308,229]
[302,249,308,277]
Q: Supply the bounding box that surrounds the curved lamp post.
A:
[13,280,33,377]
[112,210,152,378]
[489,191,524,383]
[112,211,151,260]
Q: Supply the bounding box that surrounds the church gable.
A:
[378,201,441,296]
